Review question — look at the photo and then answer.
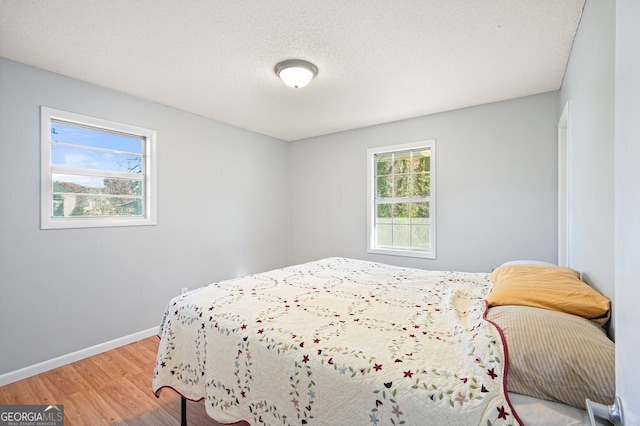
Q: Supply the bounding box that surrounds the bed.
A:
[152,257,614,425]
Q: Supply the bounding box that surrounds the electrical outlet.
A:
[181,287,189,295]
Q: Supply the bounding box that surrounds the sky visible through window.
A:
[51,122,143,189]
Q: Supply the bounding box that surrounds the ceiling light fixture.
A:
[275,59,318,89]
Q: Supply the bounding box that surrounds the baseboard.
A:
[0,326,159,387]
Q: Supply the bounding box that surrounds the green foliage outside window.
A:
[374,149,431,250]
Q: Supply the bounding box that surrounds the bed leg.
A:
[181,396,187,426]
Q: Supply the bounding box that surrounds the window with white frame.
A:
[367,140,435,259]
[41,107,157,229]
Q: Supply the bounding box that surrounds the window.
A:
[367,140,436,259]
[41,107,157,229]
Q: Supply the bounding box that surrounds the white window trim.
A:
[367,140,436,259]
[40,106,157,229]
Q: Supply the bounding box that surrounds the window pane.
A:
[413,173,430,197]
[411,225,429,250]
[376,203,392,223]
[103,178,143,196]
[376,224,393,247]
[394,175,411,197]
[376,176,392,198]
[51,122,142,154]
[411,202,429,223]
[376,155,393,175]
[51,145,142,174]
[393,203,410,224]
[413,151,431,172]
[53,174,107,195]
[53,174,143,196]
[52,195,142,217]
[393,152,411,174]
[392,224,410,248]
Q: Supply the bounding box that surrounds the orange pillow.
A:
[488,265,610,320]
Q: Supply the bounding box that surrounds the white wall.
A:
[560,0,640,418]
[614,0,640,421]
[0,58,289,376]
[288,92,559,272]
[559,0,615,301]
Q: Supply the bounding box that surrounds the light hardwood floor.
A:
[0,337,247,425]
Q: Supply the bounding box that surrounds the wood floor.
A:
[0,337,247,425]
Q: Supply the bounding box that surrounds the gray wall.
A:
[288,92,560,272]
[559,0,615,300]
[0,58,289,375]
[615,0,640,418]
[0,59,563,377]
[561,0,640,415]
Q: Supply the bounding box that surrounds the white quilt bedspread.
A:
[153,257,520,425]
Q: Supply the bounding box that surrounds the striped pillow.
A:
[486,305,614,409]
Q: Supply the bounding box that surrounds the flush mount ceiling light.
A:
[275,59,318,88]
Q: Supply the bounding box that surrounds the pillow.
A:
[486,305,615,409]
[488,264,610,320]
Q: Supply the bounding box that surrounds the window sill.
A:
[368,247,436,260]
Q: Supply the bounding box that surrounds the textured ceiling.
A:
[0,1,584,141]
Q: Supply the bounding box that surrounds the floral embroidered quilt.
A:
[153,257,520,425]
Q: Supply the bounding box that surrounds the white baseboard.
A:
[0,326,159,387]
